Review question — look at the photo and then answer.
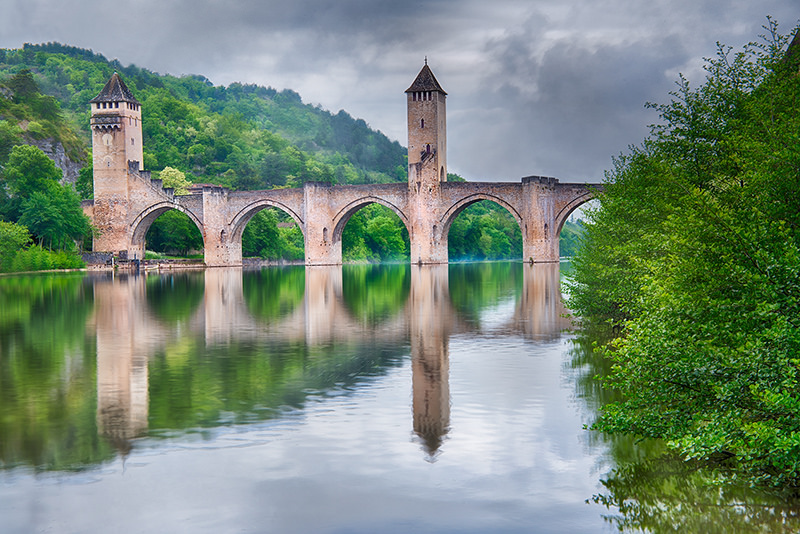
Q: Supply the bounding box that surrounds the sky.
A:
[1,1,797,183]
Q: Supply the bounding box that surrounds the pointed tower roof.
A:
[90,72,140,104]
[405,62,447,95]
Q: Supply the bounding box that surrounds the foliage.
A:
[241,208,304,261]
[146,210,203,256]
[0,69,85,164]
[559,219,585,257]
[0,144,90,266]
[158,166,191,195]
[447,201,521,260]
[342,204,408,262]
[0,220,31,272]
[3,143,62,198]
[1,144,92,252]
[568,19,800,489]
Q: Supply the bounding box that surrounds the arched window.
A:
[420,119,424,129]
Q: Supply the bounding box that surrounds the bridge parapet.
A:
[521,175,559,187]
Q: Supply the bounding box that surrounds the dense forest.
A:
[568,20,800,493]
[0,42,584,268]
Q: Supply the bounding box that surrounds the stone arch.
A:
[552,190,597,238]
[331,196,410,244]
[439,193,523,242]
[129,202,204,256]
[229,200,306,243]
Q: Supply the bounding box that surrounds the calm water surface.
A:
[2,263,794,533]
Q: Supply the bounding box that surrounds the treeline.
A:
[568,20,800,490]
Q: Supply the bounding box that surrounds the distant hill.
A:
[0,42,408,195]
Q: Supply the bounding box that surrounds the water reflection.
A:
[410,266,451,457]
[86,263,573,460]
[5,265,800,531]
[95,277,149,454]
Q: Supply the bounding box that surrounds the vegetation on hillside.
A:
[0,42,406,190]
[0,144,90,272]
[568,20,800,491]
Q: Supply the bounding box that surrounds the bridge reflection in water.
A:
[94,263,570,458]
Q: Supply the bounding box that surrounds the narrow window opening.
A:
[426,144,431,154]
[420,119,424,129]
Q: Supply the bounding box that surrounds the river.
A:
[0,263,796,533]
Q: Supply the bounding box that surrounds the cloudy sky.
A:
[1,1,797,183]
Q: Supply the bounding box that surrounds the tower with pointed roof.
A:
[89,72,144,254]
[406,60,447,191]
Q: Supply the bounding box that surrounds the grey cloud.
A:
[1,0,798,182]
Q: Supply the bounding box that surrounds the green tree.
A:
[342,204,409,262]
[146,210,203,256]
[569,20,800,489]
[0,220,31,272]
[3,144,62,199]
[158,166,192,195]
[18,184,90,251]
[447,201,521,260]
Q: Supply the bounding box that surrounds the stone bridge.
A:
[84,67,600,266]
[86,165,598,266]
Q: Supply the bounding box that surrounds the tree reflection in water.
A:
[569,321,800,532]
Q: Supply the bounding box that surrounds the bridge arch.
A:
[129,202,204,258]
[229,200,306,243]
[331,196,410,245]
[439,193,523,243]
[553,190,597,237]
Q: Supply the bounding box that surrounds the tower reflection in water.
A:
[93,263,568,458]
[95,275,150,455]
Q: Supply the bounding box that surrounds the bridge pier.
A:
[409,219,448,264]
[521,176,561,263]
[304,182,342,266]
[202,186,242,267]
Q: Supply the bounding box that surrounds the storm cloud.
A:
[1,0,797,182]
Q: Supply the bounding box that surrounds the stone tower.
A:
[89,73,144,254]
[406,61,449,264]
[406,60,447,191]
